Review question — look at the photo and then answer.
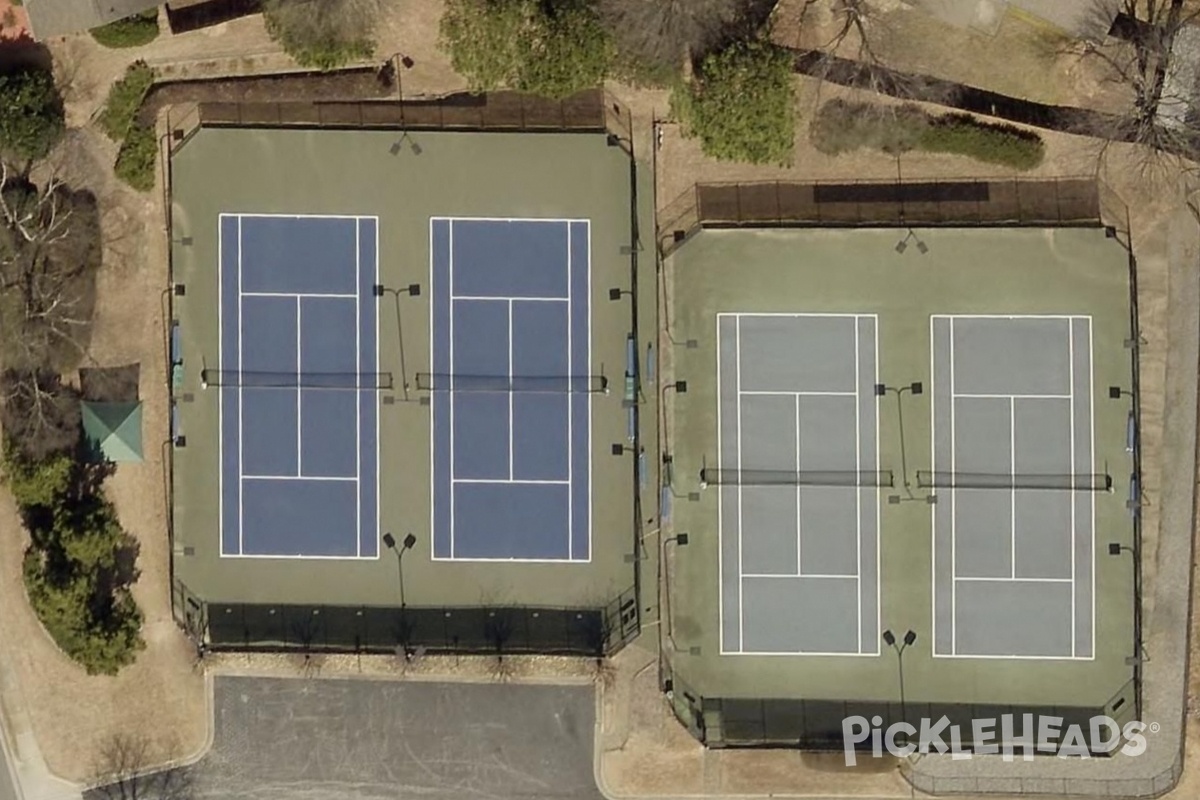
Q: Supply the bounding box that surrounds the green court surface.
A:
[169,127,640,628]
[665,227,1135,730]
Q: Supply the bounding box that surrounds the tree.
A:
[0,371,82,462]
[599,0,745,84]
[0,66,65,162]
[91,733,194,800]
[440,0,614,98]
[262,0,379,70]
[672,39,797,165]
[1069,0,1200,172]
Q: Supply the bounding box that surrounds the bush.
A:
[115,125,157,191]
[0,66,65,161]
[671,40,795,165]
[808,99,1045,170]
[263,0,377,71]
[810,99,927,155]
[98,62,154,142]
[89,10,159,48]
[440,0,613,98]
[920,114,1045,170]
[4,445,145,676]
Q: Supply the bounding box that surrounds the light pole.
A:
[876,382,924,500]
[882,629,917,736]
[373,283,421,400]
[382,532,417,607]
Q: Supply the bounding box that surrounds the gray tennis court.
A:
[716,313,880,656]
[929,315,1098,660]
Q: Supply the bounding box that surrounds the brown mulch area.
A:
[137,65,393,126]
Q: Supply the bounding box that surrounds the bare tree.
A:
[599,0,749,81]
[793,0,954,105]
[1070,0,1200,171]
[90,733,194,800]
[0,163,101,457]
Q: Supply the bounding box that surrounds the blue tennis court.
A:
[429,218,592,561]
[218,213,379,558]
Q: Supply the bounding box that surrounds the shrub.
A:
[810,99,927,155]
[98,62,154,142]
[115,124,157,191]
[808,100,1046,170]
[89,9,159,49]
[0,66,65,161]
[440,0,613,98]
[919,114,1045,169]
[262,0,377,71]
[671,40,796,165]
[4,440,145,676]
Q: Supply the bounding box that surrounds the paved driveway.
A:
[188,676,603,800]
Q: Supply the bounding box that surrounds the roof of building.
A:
[22,0,158,40]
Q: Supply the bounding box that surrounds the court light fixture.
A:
[664,380,688,394]
[389,132,422,156]
[1109,386,1133,399]
[1108,543,1133,556]
[895,228,928,255]
[373,283,421,298]
[609,287,633,301]
[667,533,689,546]
[875,382,922,397]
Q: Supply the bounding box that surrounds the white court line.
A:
[225,552,388,561]
[237,216,245,557]
[1069,317,1077,656]
[427,218,436,558]
[1088,317,1096,658]
[722,311,867,319]
[854,314,862,654]
[451,478,571,485]
[373,217,381,560]
[355,219,362,559]
[954,392,1073,400]
[873,315,881,657]
[242,291,359,299]
[508,299,514,481]
[430,555,594,564]
[296,297,303,477]
[954,576,1073,583]
[736,314,745,654]
[949,316,957,655]
[716,314,726,652]
[243,474,358,482]
[932,313,1079,321]
[584,220,594,562]
[1010,397,1016,580]
[929,316,937,652]
[449,220,457,559]
[795,394,802,576]
[431,215,589,224]
[742,390,857,397]
[451,294,570,303]
[934,652,1085,661]
[566,222,574,561]
[231,212,366,220]
[745,572,860,579]
[217,217,226,556]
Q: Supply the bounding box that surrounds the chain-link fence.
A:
[174,581,638,657]
[659,177,1103,256]
[195,89,609,133]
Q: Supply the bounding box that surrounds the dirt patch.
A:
[0,0,29,42]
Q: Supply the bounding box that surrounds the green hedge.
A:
[89,10,159,49]
[671,40,796,166]
[115,124,157,191]
[3,445,145,676]
[810,99,1045,170]
[98,61,154,142]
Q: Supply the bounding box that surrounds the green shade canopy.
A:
[81,401,143,463]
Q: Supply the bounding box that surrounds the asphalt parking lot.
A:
[186,676,603,800]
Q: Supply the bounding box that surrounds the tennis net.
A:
[700,468,895,487]
[916,471,1113,491]
[200,370,394,389]
[415,373,609,393]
